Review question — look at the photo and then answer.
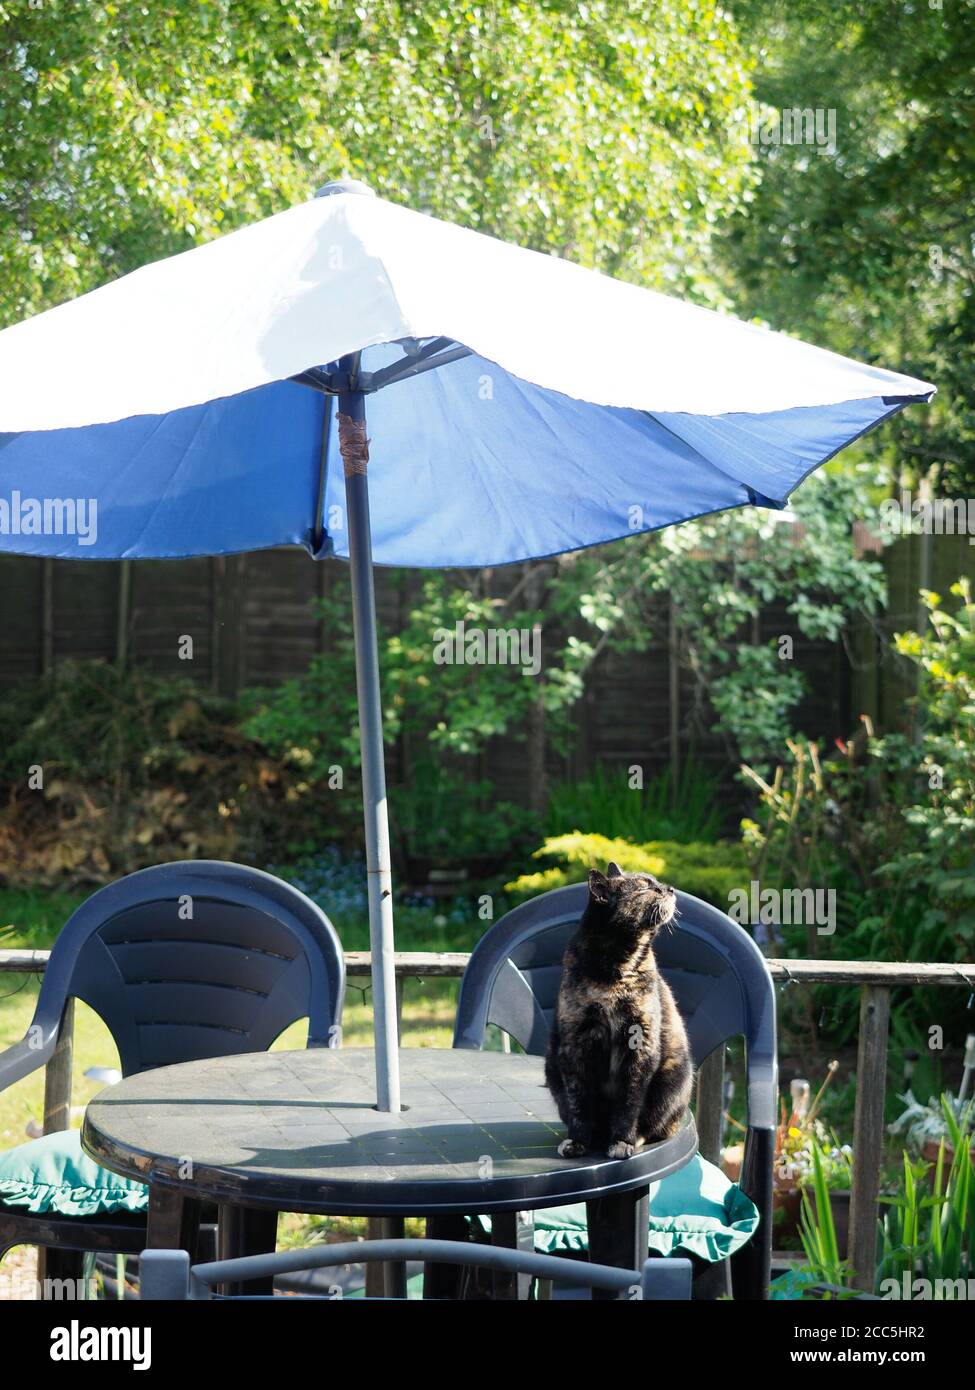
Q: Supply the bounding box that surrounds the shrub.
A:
[741,580,975,966]
[0,660,303,886]
[505,831,749,910]
[544,759,726,844]
[240,575,553,875]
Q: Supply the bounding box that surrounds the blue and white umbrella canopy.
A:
[0,182,935,1108]
[0,183,933,565]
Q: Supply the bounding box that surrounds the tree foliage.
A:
[724,0,975,494]
[0,0,756,324]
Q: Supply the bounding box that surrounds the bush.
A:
[741,580,975,966]
[240,575,549,876]
[505,831,749,910]
[544,759,726,844]
[0,660,304,886]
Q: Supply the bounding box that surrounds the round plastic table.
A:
[82,1047,698,1299]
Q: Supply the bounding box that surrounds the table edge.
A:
[81,1112,700,1217]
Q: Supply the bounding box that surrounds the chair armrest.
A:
[0,1025,59,1093]
[745,1054,778,1132]
[731,1122,775,1300]
[739,1122,775,1206]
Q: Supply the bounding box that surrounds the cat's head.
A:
[586,861,677,939]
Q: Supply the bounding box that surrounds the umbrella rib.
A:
[364,342,472,392]
[289,342,473,397]
[312,392,333,554]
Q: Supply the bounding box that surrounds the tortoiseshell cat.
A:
[545,863,693,1158]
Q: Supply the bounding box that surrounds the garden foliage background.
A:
[0,2,973,1122]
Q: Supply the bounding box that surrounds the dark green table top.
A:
[82,1047,697,1216]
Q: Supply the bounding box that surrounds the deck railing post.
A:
[848,984,890,1293]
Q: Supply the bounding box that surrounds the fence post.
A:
[41,558,54,673]
[115,560,132,667]
[848,984,890,1293]
[668,594,680,799]
[394,975,405,1042]
[212,554,246,696]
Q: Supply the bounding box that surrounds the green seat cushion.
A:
[0,1130,149,1218]
[478,1154,758,1264]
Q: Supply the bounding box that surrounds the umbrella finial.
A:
[315,179,376,199]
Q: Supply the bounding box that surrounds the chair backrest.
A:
[140,1240,693,1301]
[454,883,775,1079]
[30,861,345,1075]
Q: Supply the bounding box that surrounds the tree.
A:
[723,0,975,495]
[0,0,757,325]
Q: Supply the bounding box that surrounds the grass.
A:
[0,886,88,952]
[545,761,727,844]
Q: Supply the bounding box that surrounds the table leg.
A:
[423,1215,468,1299]
[490,1211,534,1301]
[146,1184,202,1254]
[364,1216,407,1299]
[364,1217,385,1297]
[217,1205,279,1296]
[585,1185,649,1301]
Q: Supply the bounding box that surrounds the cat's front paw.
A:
[607,1140,637,1159]
[558,1138,588,1158]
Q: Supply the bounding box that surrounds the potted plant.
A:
[876,1099,975,1298]
[724,1061,852,1249]
[888,1050,975,1174]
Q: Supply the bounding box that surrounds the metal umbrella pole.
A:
[336,364,401,1113]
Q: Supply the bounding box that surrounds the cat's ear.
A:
[606,861,624,880]
[588,869,612,903]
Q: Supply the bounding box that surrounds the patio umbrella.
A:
[0,180,935,1110]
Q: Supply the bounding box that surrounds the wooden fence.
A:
[2,947,973,1295]
[4,530,971,822]
[0,556,814,828]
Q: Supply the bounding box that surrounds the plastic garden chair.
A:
[0,860,344,1295]
[140,1237,693,1300]
[449,883,776,1300]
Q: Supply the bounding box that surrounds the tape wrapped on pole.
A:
[338,413,369,476]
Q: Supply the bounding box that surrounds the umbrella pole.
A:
[337,385,401,1113]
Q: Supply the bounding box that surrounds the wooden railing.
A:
[2,948,973,1293]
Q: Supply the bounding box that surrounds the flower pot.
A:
[720,1144,742,1182]
[723,1146,849,1255]
[920,1137,975,1185]
[773,1184,803,1248]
